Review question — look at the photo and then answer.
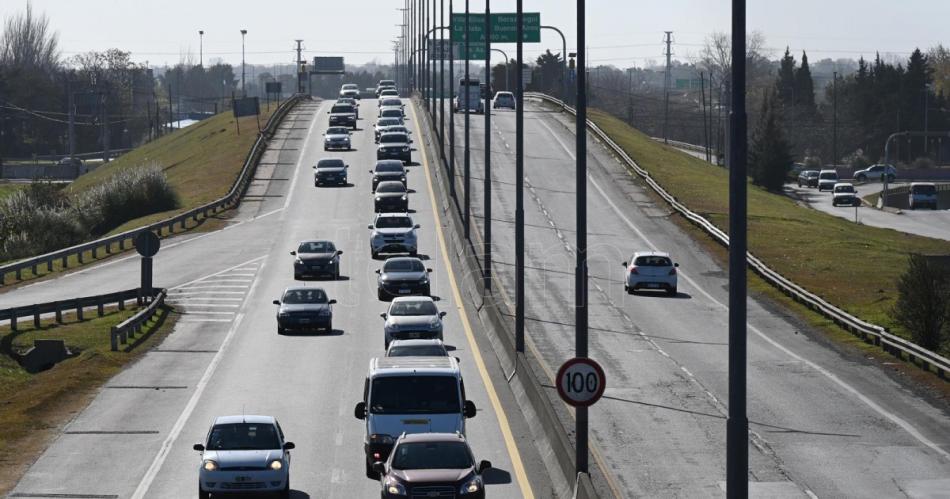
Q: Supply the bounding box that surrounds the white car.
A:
[493,91,516,109]
[386,338,450,357]
[194,415,294,499]
[909,182,938,210]
[368,212,420,258]
[381,296,446,348]
[817,169,838,192]
[832,183,860,207]
[323,126,352,151]
[622,251,679,296]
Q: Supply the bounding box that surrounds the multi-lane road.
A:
[6,99,546,498]
[431,96,950,498]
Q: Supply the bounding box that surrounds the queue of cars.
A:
[797,168,862,207]
[194,83,493,497]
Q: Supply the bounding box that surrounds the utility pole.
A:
[67,77,76,159]
[663,31,673,144]
[515,0,525,354]
[439,0,445,159]
[832,71,838,167]
[448,0,455,198]
[575,0,589,477]
[295,39,304,94]
[240,29,248,96]
[701,72,709,163]
[100,83,111,163]
[199,30,204,67]
[483,0,492,294]
[464,0,471,240]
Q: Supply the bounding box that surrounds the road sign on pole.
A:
[450,13,540,43]
[556,358,606,407]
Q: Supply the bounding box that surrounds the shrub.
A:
[846,150,872,170]
[912,157,935,170]
[892,254,950,351]
[803,155,822,169]
[74,164,179,235]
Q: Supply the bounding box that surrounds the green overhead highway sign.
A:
[454,42,486,60]
[450,13,541,44]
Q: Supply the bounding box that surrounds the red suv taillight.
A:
[669,268,677,276]
[629,267,638,274]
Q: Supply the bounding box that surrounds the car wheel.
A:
[371,250,379,259]
[198,482,210,499]
[408,249,417,257]
[667,287,677,297]
[326,320,333,333]
[277,326,285,335]
[423,285,431,296]
[366,460,380,479]
[627,287,636,295]
[377,289,387,301]
[856,174,867,182]
[334,267,340,280]
[280,480,290,499]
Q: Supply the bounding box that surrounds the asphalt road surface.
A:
[431,96,950,498]
[6,99,544,498]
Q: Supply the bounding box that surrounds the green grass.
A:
[0,306,177,494]
[588,108,950,348]
[0,183,24,201]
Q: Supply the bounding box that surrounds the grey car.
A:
[377,132,412,164]
[273,287,337,334]
[381,297,446,348]
[291,240,342,280]
[313,157,348,186]
[370,160,407,192]
[323,126,352,151]
[376,257,432,301]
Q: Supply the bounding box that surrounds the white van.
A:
[353,356,476,478]
[908,182,938,210]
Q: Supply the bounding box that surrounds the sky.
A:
[2,1,948,69]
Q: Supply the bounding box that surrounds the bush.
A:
[76,164,178,234]
[803,155,822,169]
[912,157,935,170]
[846,151,872,170]
[892,254,950,351]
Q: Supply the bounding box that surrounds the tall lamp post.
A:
[198,30,204,67]
[240,29,248,96]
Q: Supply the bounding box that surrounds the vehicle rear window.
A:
[370,376,460,414]
[819,172,837,179]
[381,109,402,117]
[634,256,673,267]
[382,99,402,107]
[390,441,473,470]
[835,185,855,193]
[912,185,937,195]
[384,259,424,272]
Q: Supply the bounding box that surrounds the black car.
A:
[374,181,409,213]
[377,132,411,164]
[273,287,336,334]
[291,240,342,279]
[314,158,348,186]
[375,433,490,499]
[328,103,357,129]
[376,257,431,301]
[370,160,407,192]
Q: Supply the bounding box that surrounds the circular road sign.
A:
[556,357,606,408]
[134,231,160,258]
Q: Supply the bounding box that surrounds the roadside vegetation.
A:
[0,305,176,495]
[0,183,24,201]
[588,108,950,355]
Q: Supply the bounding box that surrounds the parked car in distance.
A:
[313,157,348,186]
[370,160,408,192]
[386,339,450,358]
[909,182,938,210]
[323,126,352,151]
[291,240,342,280]
[368,213,420,258]
[832,183,860,207]
[194,415,294,499]
[817,169,839,191]
[853,163,897,183]
[273,287,336,334]
[376,257,432,301]
[492,91,516,109]
[381,296,446,348]
[622,251,678,296]
[374,432,490,499]
[797,169,819,188]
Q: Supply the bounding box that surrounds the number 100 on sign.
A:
[556,358,606,407]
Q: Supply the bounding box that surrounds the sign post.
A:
[134,231,160,305]
[556,357,606,408]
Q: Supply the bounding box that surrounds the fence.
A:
[110,288,167,351]
[0,94,307,287]
[529,92,950,380]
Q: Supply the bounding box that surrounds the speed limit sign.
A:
[556,358,606,407]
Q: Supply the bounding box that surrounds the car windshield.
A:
[298,241,335,253]
[388,345,448,357]
[377,183,406,193]
[369,376,460,414]
[317,159,345,169]
[282,289,328,304]
[912,185,937,194]
[378,119,401,127]
[326,127,349,135]
[384,259,424,272]
[343,84,358,90]
[390,441,474,470]
[376,162,404,173]
[804,171,818,178]
[819,172,837,179]
[390,300,438,316]
[206,423,280,451]
[835,186,855,193]
[380,134,407,144]
[381,110,402,118]
[634,256,673,267]
[331,104,354,113]
[375,216,413,229]
[382,99,402,106]
[380,80,395,86]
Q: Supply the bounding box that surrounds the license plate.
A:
[647,283,660,288]
[398,289,411,294]
[299,318,311,324]
[407,332,422,339]
[235,476,252,482]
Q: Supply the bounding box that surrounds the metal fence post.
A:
[111,327,118,351]
[33,305,41,329]
[76,299,84,321]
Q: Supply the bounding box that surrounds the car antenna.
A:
[242,405,246,423]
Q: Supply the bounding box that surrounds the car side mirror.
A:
[455,356,461,363]
[477,460,492,474]
[464,400,477,418]
[354,402,367,420]
[372,461,386,475]
[674,263,679,267]
[621,261,627,267]
[312,165,317,169]
[329,299,337,305]
[290,250,296,255]
[414,224,421,229]
[369,169,373,173]
[375,269,381,274]
[439,311,447,318]
[380,313,388,319]
[367,224,374,229]
[272,300,280,305]
[426,268,433,273]
[193,443,205,452]
[283,441,295,450]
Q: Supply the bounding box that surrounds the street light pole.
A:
[240,29,247,96]
[448,0,455,199]
[574,0,589,476]
[515,0,525,354]
[483,0,492,294]
[439,0,445,159]
[464,0,471,240]
[491,48,509,89]
[833,71,837,168]
[199,30,204,68]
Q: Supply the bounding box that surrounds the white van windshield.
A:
[370,376,460,414]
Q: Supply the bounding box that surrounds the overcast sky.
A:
[2,1,947,69]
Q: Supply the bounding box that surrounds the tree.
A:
[530,49,562,94]
[893,254,949,351]
[748,90,793,191]
[794,51,815,111]
[0,2,59,72]
[929,44,950,97]
[776,47,796,106]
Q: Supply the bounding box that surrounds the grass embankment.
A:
[0,183,24,201]
[588,108,950,353]
[0,305,177,495]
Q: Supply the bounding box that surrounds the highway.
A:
[6,99,545,498]
[433,97,950,498]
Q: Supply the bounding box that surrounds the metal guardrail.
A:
[111,288,167,351]
[0,288,142,330]
[0,94,308,287]
[528,92,950,379]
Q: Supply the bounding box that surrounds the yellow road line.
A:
[410,101,535,499]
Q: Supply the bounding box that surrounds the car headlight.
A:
[373,233,384,241]
[268,459,283,471]
[376,197,382,202]
[401,195,407,201]
[319,309,331,316]
[202,459,219,472]
[421,277,428,284]
[460,475,483,494]
[402,146,410,152]
[400,176,406,182]
[295,258,303,264]
[429,317,440,327]
[384,477,407,495]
